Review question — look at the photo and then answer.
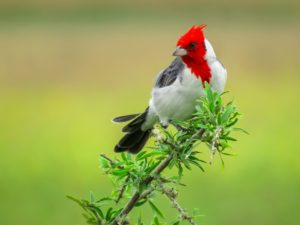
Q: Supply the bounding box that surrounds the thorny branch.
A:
[160,185,198,225]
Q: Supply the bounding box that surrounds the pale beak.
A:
[172,47,187,56]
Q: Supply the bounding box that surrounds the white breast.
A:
[150,67,204,126]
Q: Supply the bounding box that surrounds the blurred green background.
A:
[0,1,299,225]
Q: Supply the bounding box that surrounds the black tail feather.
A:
[112,114,140,123]
[114,129,151,154]
[127,130,151,154]
[118,128,147,148]
[122,112,148,133]
[114,108,151,154]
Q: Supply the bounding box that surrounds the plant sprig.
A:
[68,84,245,225]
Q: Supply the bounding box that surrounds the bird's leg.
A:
[158,120,187,131]
[161,124,168,129]
[171,122,187,132]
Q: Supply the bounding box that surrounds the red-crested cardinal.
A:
[113,25,227,153]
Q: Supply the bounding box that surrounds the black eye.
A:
[188,42,197,49]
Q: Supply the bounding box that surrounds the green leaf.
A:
[96,197,113,203]
[225,136,237,141]
[135,199,148,207]
[221,152,238,156]
[153,216,161,225]
[111,169,129,176]
[66,195,85,208]
[136,151,147,160]
[205,83,213,102]
[221,106,234,123]
[99,156,109,168]
[121,152,127,161]
[89,205,104,219]
[105,207,113,221]
[226,118,238,128]
[148,201,164,218]
[82,212,91,219]
[189,160,205,172]
[110,208,123,221]
[90,191,95,203]
[233,127,249,134]
[177,162,183,178]
[138,151,163,161]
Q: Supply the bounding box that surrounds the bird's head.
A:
[173,24,207,61]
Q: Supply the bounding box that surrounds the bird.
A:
[113,24,227,154]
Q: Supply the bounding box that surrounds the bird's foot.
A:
[172,123,188,132]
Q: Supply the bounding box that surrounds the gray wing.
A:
[155,57,184,88]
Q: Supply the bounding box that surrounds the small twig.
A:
[191,128,206,141]
[158,177,186,186]
[139,187,155,200]
[100,154,125,169]
[116,175,131,203]
[100,154,117,166]
[209,127,222,164]
[160,185,198,225]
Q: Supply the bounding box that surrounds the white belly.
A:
[150,68,204,125]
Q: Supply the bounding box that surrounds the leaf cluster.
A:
[67,194,122,225]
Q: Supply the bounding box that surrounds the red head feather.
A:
[176,24,206,48]
[176,24,211,84]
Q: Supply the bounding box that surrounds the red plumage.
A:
[176,24,211,84]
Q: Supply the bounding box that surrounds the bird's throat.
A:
[181,56,211,84]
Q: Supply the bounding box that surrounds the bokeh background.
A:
[1,1,300,225]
